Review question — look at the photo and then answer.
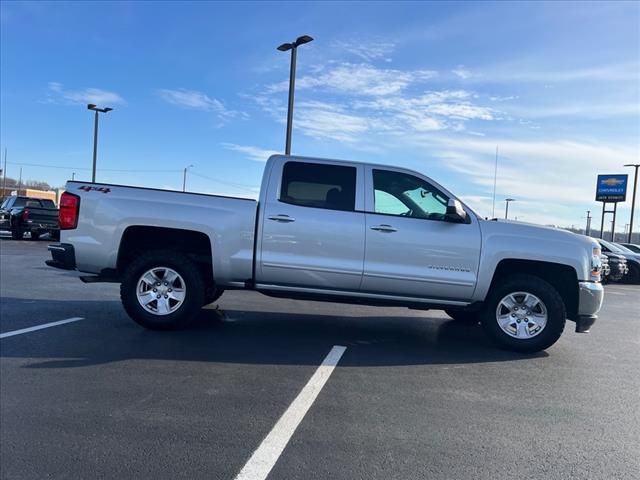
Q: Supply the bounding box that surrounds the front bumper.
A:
[46,243,76,270]
[576,281,604,333]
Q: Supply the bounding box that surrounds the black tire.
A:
[50,230,60,241]
[204,288,224,305]
[445,309,479,323]
[120,250,205,330]
[481,274,566,353]
[10,224,23,240]
[30,232,41,241]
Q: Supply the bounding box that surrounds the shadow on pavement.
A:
[0,297,548,368]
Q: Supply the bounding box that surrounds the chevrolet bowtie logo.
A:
[601,178,624,186]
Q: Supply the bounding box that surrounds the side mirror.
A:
[445,199,467,223]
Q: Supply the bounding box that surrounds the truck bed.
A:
[64,181,258,285]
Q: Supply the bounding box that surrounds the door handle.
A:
[370,224,397,232]
[268,214,296,223]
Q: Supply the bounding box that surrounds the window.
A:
[26,200,41,207]
[40,199,56,208]
[373,169,449,220]
[280,161,356,211]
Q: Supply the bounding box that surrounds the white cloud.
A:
[46,82,124,105]
[221,143,281,162]
[157,88,223,111]
[489,95,518,102]
[426,138,639,221]
[452,65,474,79]
[267,63,438,96]
[157,88,246,121]
[331,40,396,61]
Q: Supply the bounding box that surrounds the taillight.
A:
[59,192,80,230]
[22,209,30,221]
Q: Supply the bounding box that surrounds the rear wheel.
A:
[120,251,205,330]
[445,309,479,323]
[481,274,566,353]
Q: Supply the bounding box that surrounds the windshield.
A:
[612,243,635,254]
[600,239,625,253]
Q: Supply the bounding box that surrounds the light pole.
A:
[72,172,76,181]
[585,210,592,236]
[87,104,113,183]
[624,163,639,243]
[277,34,314,155]
[182,164,194,192]
[504,198,515,219]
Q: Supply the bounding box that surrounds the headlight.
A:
[591,247,602,281]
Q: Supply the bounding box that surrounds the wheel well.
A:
[490,259,579,320]
[117,226,213,288]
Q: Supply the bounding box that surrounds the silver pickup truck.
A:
[47,155,604,352]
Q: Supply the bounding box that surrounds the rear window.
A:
[40,199,56,208]
[280,161,356,212]
[26,200,41,207]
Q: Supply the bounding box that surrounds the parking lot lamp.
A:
[87,104,113,183]
[277,35,314,155]
[624,164,639,243]
[504,198,515,219]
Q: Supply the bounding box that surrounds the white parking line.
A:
[234,345,347,480]
[0,317,85,339]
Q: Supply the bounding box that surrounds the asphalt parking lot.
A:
[1,234,639,480]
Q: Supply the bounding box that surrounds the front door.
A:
[361,167,481,301]
[258,159,366,291]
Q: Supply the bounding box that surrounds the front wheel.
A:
[481,274,566,353]
[120,251,205,330]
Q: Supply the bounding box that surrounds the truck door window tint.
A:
[373,169,449,220]
[280,161,356,211]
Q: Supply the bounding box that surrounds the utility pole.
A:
[1,148,6,196]
[492,145,498,218]
[585,210,592,236]
[277,35,314,155]
[182,164,193,192]
[624,164,639,243]
[18,167,22,192]
[72,172,76,181]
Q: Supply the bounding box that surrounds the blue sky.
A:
[1,1,639,230]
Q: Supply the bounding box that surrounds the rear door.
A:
[257,159,366,291]
[361,166,481,301]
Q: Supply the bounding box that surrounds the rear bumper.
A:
[25,220,59,232]
[575,281,604,333]
[46,243,76,270]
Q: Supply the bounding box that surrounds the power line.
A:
[4,161,182,173]
[189,170,257,190]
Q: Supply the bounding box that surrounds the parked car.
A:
[600,252,627,283]
[46,155,604,352]
[598,239,640,284]
[0,195,59,240]
[619,243,640,254]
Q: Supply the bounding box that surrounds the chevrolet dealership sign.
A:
[595,174,628,202]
